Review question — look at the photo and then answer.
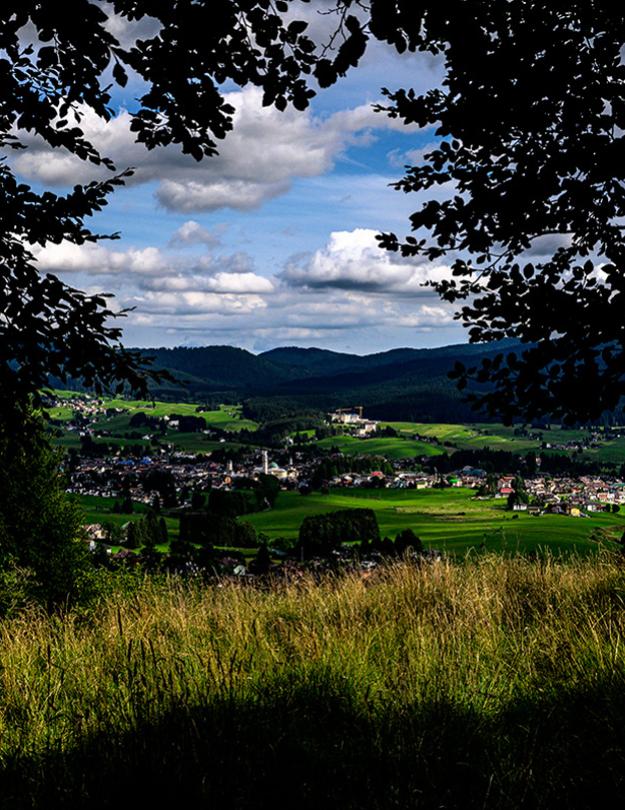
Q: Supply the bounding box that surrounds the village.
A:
[65,443,625,520]
[47,396,625,522]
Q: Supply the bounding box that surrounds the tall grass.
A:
[2,554,625,807]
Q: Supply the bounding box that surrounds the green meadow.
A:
[243,487,624,554]
[49,396,258,433]
[76,489,625,556]
[95,401,258,433]
[317,434,444,459]
[381,420,625,463]
[48,396,256,452]
[49,391,625,465]
[383,421,539,452]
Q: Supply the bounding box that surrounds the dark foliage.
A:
[141,469,177,508]
[179,511,257,548]
[0,1,320,424]
[395,528,423,555]
[297,508,380,558]
[338,2,625,423]
[427,448,604,477]
[311,456,393,490]
[0,419,89,609]
[208,489,257,518]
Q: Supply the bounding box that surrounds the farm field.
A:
[54,430,246,454]
[383,422,540,453]
[48,396,256,452]
[74,495,179,547]
[49,395,258,432]
[381,421,625,460]
[75,490,625,557]
[243,487,625,555]
[582,436,625,464]
[316,435,444,459]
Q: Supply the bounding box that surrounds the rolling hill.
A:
[131,340,521,422]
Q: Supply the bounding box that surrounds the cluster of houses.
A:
[66,447,306,505]
[519,474,625,515]
[44,392,126,422]
[491,473,625,515]
[66,432,625,519]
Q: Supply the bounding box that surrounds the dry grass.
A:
[2,554,625,807]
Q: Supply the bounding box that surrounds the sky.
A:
[16,4,468,355]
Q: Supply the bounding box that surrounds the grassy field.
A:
[244,487,624,554]
[583,436,625,464]
[75,495,179,547]
[383,420,625,463]
[48,395,258,433]
[48,395,255,453]
[383,421,540,452]
[317,434,444,459]
[2,556,625,807]
[383,421,605,451]
[94,402,258,433]
[75,489,624,557]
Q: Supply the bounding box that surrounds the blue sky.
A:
[18,6,467,354]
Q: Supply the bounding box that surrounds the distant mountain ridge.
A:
[135,340,521,422]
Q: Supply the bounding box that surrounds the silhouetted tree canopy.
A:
[355,2,625,423]
[0,0,320,427]
[276,1,625,424]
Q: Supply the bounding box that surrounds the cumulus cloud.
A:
[136,291,268,316]
[32,228,456,349]
[393,305,454,327]
[31,239,265,289]
[139,272,274,295]
[10,87,424,213]
[168,220,224,248]
[125,288,456,350]
[281,228,451,294]
[33,242,168,276]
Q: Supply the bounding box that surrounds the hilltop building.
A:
[328,407,379,436]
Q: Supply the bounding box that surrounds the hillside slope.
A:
[135,340,518,421]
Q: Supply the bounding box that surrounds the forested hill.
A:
[132,340,520,422]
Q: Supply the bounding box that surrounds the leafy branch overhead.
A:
[362,2,625,424]
[0,0,324,421]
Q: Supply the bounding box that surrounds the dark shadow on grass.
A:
[2,681,625,809]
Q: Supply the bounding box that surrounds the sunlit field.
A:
[244,487,624,554]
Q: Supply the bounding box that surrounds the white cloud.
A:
[137,291,267,316]
[32,230,457,351]
[11,87,424,213]
[168,220,224,248]
[140,272,274,295]
[33,241,168,276]
[393,305,454,327]
[31,239,265,289]
[281,227,451,294]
